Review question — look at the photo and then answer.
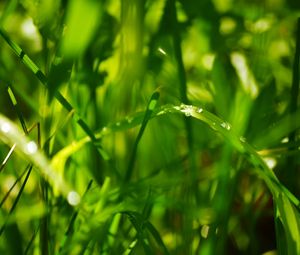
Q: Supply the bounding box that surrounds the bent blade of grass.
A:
[0,114,80,204]
[51,102,300,253]
[53,103,300,207]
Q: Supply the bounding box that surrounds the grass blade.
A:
[125,91,160,182]
[0,28,109,161]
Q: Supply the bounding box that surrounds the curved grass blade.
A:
[50,102,300,253]
[52,103,300,208]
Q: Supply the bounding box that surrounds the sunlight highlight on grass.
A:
[0,114,80,205]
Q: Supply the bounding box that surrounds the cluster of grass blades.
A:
[0,1,300,255]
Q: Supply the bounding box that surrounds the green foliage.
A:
[0,0,300,254]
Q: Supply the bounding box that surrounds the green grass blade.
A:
[145,221,170,255]
[7,85,28,134]
[24,226,40,255]
[0,28,109,161]
[0,167,28,208]
[51,102,300,208]
[276,193,300,254]
[0,164,32,236]
[125,91,160,182]
[0,114,80,204]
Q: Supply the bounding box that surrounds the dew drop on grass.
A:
[1,122,11,133]
[181,105,194,117]
[220,122,231,130]
[197,108,203,113]
[67,191,81,206]
[26,141,38,154]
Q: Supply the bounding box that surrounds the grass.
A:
[0,0,300,254]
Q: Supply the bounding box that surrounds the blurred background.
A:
[0,0,299,254]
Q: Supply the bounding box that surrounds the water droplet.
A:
[67,191,81,206]
[239,136,246,143]
[1,122,11,133]
[197,108,203,113]
[220,122,231,130]
[181,105,194,117]
[26,141,38,154]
